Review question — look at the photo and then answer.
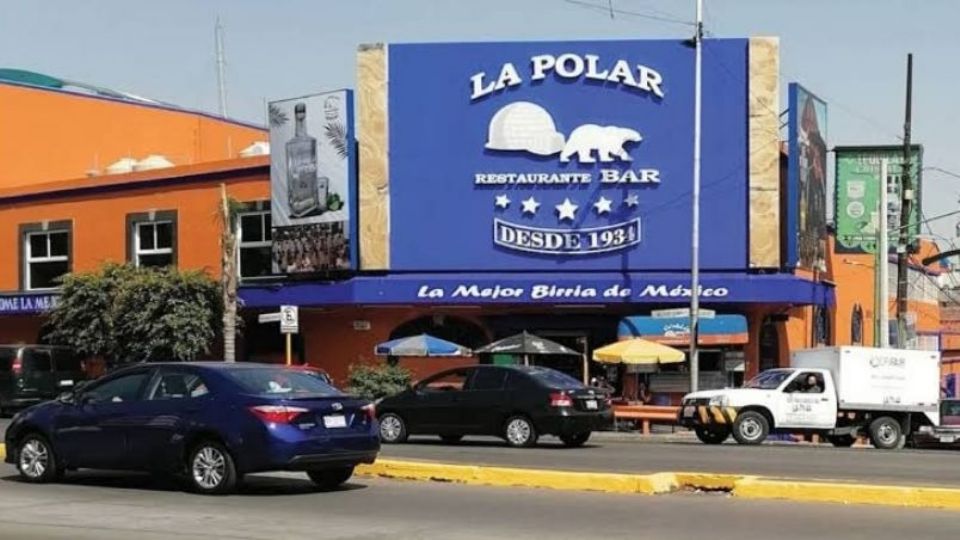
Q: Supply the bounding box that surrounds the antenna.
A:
[215,17,228,117]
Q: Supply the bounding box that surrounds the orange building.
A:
[0,72,265,189]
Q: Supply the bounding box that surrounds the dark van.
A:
[0,345,86,415]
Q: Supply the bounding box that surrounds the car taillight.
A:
[11,357,22,376]
[549,392,573,407]
[248,405,309,424]
[361,403,376,422]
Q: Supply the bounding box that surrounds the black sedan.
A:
[376,365,612,448]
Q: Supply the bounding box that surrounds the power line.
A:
[562,0,695,26]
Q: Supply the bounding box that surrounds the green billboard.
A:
[834,145,922,254]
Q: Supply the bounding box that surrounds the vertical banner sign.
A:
[787,83,828,270]
[834,146,923,254]
[269,90,356,273]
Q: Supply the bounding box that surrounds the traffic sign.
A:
[651,308,715,319]
[258,312,282,323]
[280,305,299,334]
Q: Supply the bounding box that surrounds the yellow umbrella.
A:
[592,338,685,365]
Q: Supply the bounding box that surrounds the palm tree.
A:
[219,183,242,362]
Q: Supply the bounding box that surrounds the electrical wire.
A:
[562,0,695,26]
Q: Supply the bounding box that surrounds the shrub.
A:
[347,363,413,401]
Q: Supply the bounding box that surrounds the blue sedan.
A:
[4,362,380,494]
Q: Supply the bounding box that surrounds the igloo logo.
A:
[485,102,642,164]
[468,52,665,257]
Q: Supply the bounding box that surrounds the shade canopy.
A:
[475,331,579,356]
[374,334,471,357]
[593,338,685,365]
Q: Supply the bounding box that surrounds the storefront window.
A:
[813,306,831,346]
[238,211,273,279]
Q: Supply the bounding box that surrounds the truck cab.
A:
[680,368,839,444]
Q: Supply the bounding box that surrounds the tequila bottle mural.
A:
[286,103,327,217]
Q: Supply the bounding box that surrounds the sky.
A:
[3,0,960,244]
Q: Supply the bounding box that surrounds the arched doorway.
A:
[758,318,781,372]
[389,315,488,350]
[851,304,864,345]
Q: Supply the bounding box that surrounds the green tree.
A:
[48,263,222,364]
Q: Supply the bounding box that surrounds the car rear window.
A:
[224,367,343,398]
[525,367,584,390]
[23,349,52,372]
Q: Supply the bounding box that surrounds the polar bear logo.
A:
[559,124,642,163]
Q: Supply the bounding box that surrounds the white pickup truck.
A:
[678,346,946,450]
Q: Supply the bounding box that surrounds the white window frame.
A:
[237,210,272,279]
[134,221,174,267]
[25,230,70,291]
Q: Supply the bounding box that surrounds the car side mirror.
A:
[57,391,75,404]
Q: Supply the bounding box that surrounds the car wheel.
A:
[16,434,62,484]
[307,466,354,490]
[503,415,538,448]
[869,417,903,450]
[695,427,730,445]
[187,441,237,495]
[732,411,769,445]
[378,413,408,444]
[440,435,463,444]
[559,432,591,448]
[827,435,856,448]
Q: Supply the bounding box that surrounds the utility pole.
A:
[879,159,890,348]
[215,17,228,117]
[688,0,704,393]
[895,53,913,348]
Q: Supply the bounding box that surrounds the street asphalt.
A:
[5,417,960,487]
[0,464,958,539]
[380,434,960,487]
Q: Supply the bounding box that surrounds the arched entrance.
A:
[389,315,488,350]
[758,318,781,372]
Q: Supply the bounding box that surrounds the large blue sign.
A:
[387,39,749,271]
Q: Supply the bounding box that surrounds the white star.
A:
[495,194,511,209]
[521,196,541,215]
[624,194,640,208]
[594,196,613,215]
[556,198,578,222]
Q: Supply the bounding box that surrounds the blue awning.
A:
[239,271,833,308]
[619,314,749,345]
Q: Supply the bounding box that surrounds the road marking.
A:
[357,458,960,511]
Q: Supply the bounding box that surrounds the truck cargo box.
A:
[791,346,940,413]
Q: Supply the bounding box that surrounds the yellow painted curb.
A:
[0,443,5,462]
[358,459,960,511]
[735,477,960,511]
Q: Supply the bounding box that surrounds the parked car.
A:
[4,362,379,494]
[288,365,334,386]
[0,345,86,416]
[376,365,613,448]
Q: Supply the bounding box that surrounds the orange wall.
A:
[783,235,941,361]
[295,308,481,385]
[0,315,43,344]
[0,162,269,291]
[0,83,265,188]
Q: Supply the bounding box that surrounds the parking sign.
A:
[280,305,299,334]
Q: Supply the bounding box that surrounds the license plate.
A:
[59,379,74,387]
[323,415,347,428]
[683,406,696,417]
[942,435,956,443]
[584,400,598,410]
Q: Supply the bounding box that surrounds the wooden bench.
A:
[612,404,680,435]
